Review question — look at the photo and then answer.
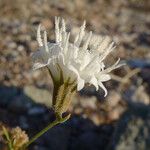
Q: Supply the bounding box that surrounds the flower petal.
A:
[77,78,85,91]
[68,65,85,91]
[98,74,111,82]
[98,81,108,97]
[89,76,98,91]
[32,17,124,97]
[33,62,47,70]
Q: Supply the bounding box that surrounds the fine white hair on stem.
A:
[37,24,43,47]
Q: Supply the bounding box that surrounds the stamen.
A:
[37,24,43,47]
[82,31,92,51]
[74,21,86,46]
[44,31,49,53]
[55,17,60,43]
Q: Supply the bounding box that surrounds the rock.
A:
[19,116,29,129]
[24,85,52,107]
[41,19,53,29]
[132,85,149,105]
[42,126,70,150]
[140,69,150,84]
[71,131,101,150]
[124,84,149,105]
[127,59,150,69]
[7,41,17,49]
[70,122,114,150]
[89,113,101,125]
[79,96,97,109]
[137,33,150,47]
[31,145,49,150]
[27,106,46,116]
[110,104,150,150]
[80,86,97,97]
[106,91,121,108]
[69,116,95,132]
[8,95,32,114]
[0,86,18,107]
[107,105,125,121]
[79,86,106,100]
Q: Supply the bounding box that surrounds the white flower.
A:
[32,17,124,97]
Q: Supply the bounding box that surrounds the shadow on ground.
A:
[0,85,115,150]
[0,85,150,150]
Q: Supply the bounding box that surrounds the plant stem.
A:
[8,142,14,150]
[2,126,14,150]
[21,114,70,150]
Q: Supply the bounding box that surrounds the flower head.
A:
[32,17,124,97]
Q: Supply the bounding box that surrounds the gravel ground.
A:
[0,0,150,150]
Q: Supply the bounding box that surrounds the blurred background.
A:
[0,0,150,150]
